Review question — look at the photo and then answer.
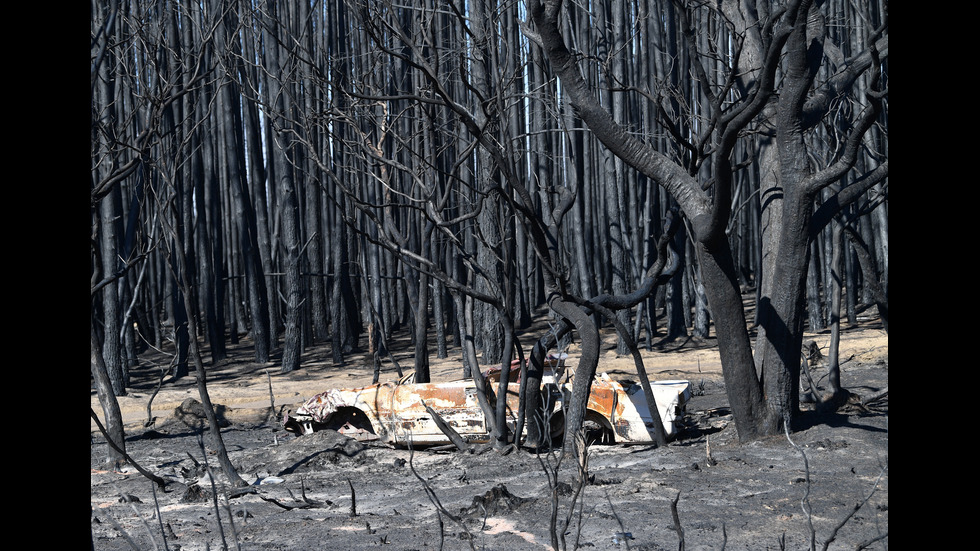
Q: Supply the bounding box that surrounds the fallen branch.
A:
[670,491,685,551]
[254,492,325,510]
[422,399,472,452]
[862,387,888,407]
[855,532,889,550]
[249,479,331,510]
[90,407,167,490]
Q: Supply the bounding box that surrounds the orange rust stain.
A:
[587,385,616,416]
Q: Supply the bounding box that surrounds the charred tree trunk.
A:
[262,1,304,373]
[821,220,849,407]
[91,321,127,466]
[168,229,248,488]
[215,0,271,363]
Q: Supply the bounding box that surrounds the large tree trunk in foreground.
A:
[528,0,885,440]
[528,0,769,441]
[754,180,814,431]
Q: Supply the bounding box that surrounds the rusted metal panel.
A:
[585,380,620,418]
[387,378,487,442]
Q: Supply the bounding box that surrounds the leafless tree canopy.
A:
[92,0,887,452]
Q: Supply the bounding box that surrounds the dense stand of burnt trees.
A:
[92,0,887,457]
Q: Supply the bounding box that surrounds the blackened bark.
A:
[100,184,127,395]
[493,320,516,450]
[843,222,888,333]
[529,0,769,440]
[823,221,847,402]
[193,123,225,363]
[306,176,330,343]
[329,214,348,366]
[413,268,432,383]
[697,237,769,439]
[551,297,599,452]
[170,268,190,379]
[215,0,271,363]
[93,1,127,396]
[665,223,688,341]
[330,208,360,361]
[278,174,303,373]
[461,291,499,435]
[301,0,330,344]
[260,1,303,374]
[169,235,248,488]
[91,322,126,465]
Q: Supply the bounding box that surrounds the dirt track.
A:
[91,321,887,550]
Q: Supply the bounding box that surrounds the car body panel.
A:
[282,358,690,446]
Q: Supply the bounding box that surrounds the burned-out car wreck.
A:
[282,355,691,447]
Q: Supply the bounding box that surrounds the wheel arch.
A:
[547,408,616,446]
[583,409,615,445]
[320,405,382,439]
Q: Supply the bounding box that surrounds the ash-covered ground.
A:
[91,350,887,551]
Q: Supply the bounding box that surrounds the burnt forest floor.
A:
[91,311,888,551]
